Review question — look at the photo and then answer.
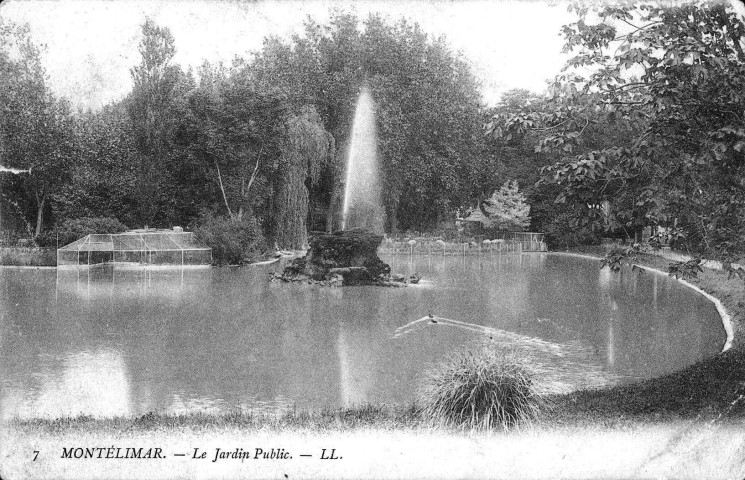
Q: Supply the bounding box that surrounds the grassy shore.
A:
[8,405,422,435]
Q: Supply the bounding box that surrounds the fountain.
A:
[276,86,394,286]
[342,86,384,234]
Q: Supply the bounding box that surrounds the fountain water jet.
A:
[275,86,393,286]
[342,86,384,234]
[0,165,32,175]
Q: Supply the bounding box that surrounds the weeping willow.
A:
[273,106,334,250]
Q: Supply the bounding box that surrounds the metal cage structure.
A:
[57,230,212,267]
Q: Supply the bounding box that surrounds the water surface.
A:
[0,254,724,419]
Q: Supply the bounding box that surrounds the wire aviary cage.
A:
[57,230,212,267]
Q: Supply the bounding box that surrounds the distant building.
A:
[456,206,494,229]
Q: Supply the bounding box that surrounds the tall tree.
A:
[0,20,75,237]
[127,18,184,227]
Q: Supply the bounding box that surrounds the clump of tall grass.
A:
[420,344,542,430]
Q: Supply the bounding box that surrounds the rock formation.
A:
[275,229,392,286]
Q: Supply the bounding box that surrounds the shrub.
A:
[191,213,267,265]
[42,217,128,247]
[601,244,642,272]
[668,257,704,280]
[419,343,541,430]
[541,212,600,250]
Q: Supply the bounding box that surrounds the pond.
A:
[0,253,725,420]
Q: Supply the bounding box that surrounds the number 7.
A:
[33,451,39,461]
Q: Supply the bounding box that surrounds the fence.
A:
[379,237,545,256]
[383,232,546,254]
[507,232,547,252]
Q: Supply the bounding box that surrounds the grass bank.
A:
[0,246,56,266]
[8,405,422,435]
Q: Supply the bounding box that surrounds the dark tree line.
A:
[0,13,504,255]
[2,4,743,266]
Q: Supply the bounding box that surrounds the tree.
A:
[53,104,139,226]
[489,2,745,259]
[180,63,287,223]
[0,20,76,238]
[482,89,563,215]
[272,106,335,249]
[482,181,531,231]
[126,18,185,227]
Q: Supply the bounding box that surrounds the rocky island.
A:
[274,229,418,286]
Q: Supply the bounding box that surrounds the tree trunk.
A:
[246,154,261,197]
[326,188,339,233]
[238,177,245,220]
[35,195,46,238]
[237,152,262,222]
[214,160,233,218]
[327,146,345,233]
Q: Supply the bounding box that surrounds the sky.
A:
[0,0,576,110]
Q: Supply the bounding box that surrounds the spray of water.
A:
[341,86,384,233]
[0,166,31,175]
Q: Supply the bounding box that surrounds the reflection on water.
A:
[338,327,370,407]
[394,315,619,394]
[2,348,131,420]
[0,254,726,419]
